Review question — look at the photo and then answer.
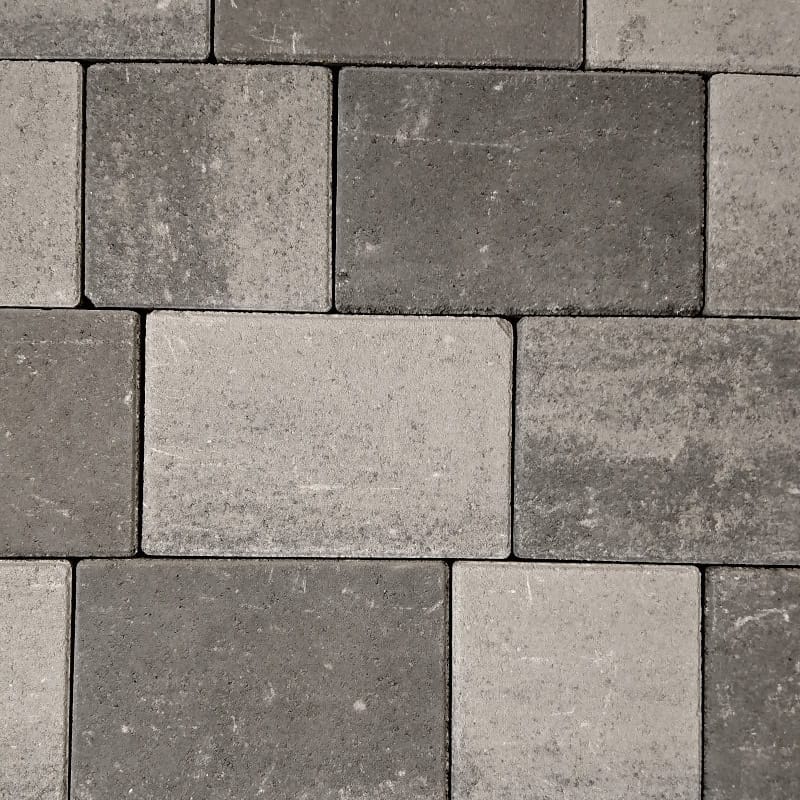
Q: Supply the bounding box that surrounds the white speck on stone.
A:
[353,699,367,712]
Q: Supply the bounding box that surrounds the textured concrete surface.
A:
[705,568,800,800]
[587,0,800,73]
[215,0,582,66]
[707,76,800,317]
[337,69,704,315]
[143,312,511,557]
[72,559,448,800]
[0,62,81,308]
[0,0,208,59]
[0,311,139,556]
[0,561,71,800]
[514,318,800,564]
[86,65,331,310]
[452,562,700,800]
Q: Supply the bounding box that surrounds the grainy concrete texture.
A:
[587,0,800,73]
[704,569,800,800]
[143,312,511,557]
[86,65,331,311]
[514,318,800,564]
[452,562,701,800]
[337,69,704,315]
[72,559,448,800]
[0,561,71,800]
[0,0,208,59]
[215,0,582,66]
[0,311,139,556]
[0,61,81,308]
[706,75,800,317]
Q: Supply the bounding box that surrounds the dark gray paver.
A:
[337,69,704,315]
[86,65,331,311]
[0,311,139,556]
[705,568,800,800]
[72,559,448,800]
[215,0,582,67]
[514,317,800,564]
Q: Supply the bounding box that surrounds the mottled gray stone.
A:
[514,318,800,563]
[337,69,704,315]
[143,312,511,557]
[0,310,139,556]
[0,561,71,800]
[72,559,448,800]
[86,65,331,311]
[705,568,800,800]
[707,76,800,317]
[0,62,81,308]
[0,0,208,59]
[452,562,700,800]
[215,0,582,66]
[587,0,800,73]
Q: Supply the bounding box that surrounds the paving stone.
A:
[586,0,800,73]
[215,0,582,66]
[0,0,208,59]
[452,562,700,800]
[705,568,800,800]
[0,62,81,308]
[0,310,139,556]
[514,317,800,564]
[707,76,800,317]
[0,561,71,800]
[143,312,511,557]
[86,65,331,311]
[337,69,704,315]
[72,559,448,800]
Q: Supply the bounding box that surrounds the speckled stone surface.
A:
[514,317,800,564]
[0,561,71,800]
[586,0,800,73]
[86,65,331,310]
[143,312,511,557]
[705,568,800,800]
[452,562,701,800]
[215,0,582,66]
[337,69,704,315]
[706,76,800,317]
[0,62,81,308]
[0,0,209,59]
[0,310,139,556]
[72,559,448,800]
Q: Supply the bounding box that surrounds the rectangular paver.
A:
[215,0,582,66]
[0,561,71,800]
[72,559,448,800]
[707,76,800,317]
[337,69,704,315]
[0,62,81,308]
[452,562,700,800]
[515,318,800,564]
[86,65,331,311]
[705,568,800,800]
[143,312,511,557]
[0,310,139,556]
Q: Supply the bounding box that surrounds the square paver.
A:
[337,69,704,315]
[0,62,81,307]
[86,65,331,310]
[0,310,139,556]
[452,562,701,800]
[72,559,448,800]
[705,568,800,800]
[514,317,800,564]
[0,561,71,800]
[143,312,511,557]
[707,76,800,316]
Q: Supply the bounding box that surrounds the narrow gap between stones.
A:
[701,76,711,315]
[134,312,148,556]
[699,566,707,800]
[330,68,340,312]
[65,558,79,800]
